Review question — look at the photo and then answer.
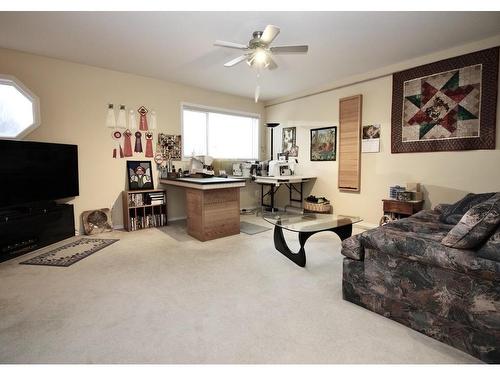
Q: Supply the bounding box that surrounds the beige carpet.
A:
[0,216,480,364]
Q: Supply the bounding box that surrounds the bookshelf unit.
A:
[122,189,167,231]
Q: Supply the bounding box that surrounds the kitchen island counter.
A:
[159,177,245,241]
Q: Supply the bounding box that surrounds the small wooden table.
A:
[382,199,424,220]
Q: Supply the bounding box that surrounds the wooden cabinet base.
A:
[186,187,240,241]
[382,199,424,219]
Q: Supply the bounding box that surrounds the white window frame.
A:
[180,102,260,160]
[0,74,41,139]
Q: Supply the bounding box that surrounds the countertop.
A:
[159,177,246,190]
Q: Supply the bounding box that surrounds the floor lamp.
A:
[266,122,279,160]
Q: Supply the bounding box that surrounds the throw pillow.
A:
[439,192,496,224]
[441,193,500,249]
[477,225,500,262]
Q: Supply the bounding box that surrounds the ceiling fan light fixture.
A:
[248,48,270,70]
[254,48,268,64]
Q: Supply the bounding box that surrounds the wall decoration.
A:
[362,124,381,153]
[105,103,116,128]
[289,144,299,157]
[145,131,154,158]
[138,106,149,131]
[150,110,158,130]
[82,208,113,235]
[158,134,182,160]
[123,129,133,157]
[282,127,296,155]
[128,109,137,130]
[127,160,154,190]
[338,95,362,191]
[123,108,136,157]
[154,152,164,165]
[134,131,143,153]
[391,47,498,153]
[310,126,337,161]
[116,105,127,129]
[112,130,124,158]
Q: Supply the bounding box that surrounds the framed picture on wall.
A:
[282,127,296,155]
[127,160,154,191]
[310,126,337,161]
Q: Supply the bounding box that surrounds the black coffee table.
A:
[262,211,362,267]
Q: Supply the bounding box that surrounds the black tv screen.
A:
[0,140,79,208]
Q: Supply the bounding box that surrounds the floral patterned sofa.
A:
[341,193,500,363]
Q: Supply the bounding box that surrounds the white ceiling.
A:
[0,12,499,101]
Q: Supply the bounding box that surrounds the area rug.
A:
[240,221,271,235]
[20,238,119,267]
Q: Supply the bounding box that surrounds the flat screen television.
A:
[0,140,79,208]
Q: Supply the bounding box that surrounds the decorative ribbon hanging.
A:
[150,110,157,130]
[105,104,116,128]
[128,109,137,130]
[116,105,127,129]
[138,106,149,131]
[112,130,124,158]
[154,152,164,165]
[134,131,143,153]
[123,129,133,157]
[145,131,154,158]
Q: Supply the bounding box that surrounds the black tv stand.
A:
[0,203,75,263]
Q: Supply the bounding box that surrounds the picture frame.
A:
[127,160,154,191]
[310,126,337,161]
[282,127,296,155]
[391,47,498,153]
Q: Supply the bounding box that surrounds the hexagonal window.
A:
[0,75,40,139]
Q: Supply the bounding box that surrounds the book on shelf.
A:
[128,191,165,207]
[129,213,167,231]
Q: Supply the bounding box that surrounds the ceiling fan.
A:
[214,25,308,71]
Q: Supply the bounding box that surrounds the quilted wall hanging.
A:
[157,134,182,160]
[391,47,498,153]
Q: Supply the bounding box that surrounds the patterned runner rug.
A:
[20,238,119,267]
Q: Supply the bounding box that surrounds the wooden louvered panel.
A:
[338,95,362,192]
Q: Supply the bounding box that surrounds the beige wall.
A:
[266,38,500,226]
[0,48,265,230]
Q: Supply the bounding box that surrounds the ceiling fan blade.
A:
[224,55,248,67]
[214,40,248,50]
[267,57,278,70]
[270,45,309,54]
[260,25,280,44]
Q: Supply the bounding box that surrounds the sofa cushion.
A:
[434,203,451,214]
[341,211,453,261]
[439,192,496,225]
[384,212,454,241]
[359,225,500,282]
[477,225,500,262]
[410,209,443,222]
[441,193,500,249]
